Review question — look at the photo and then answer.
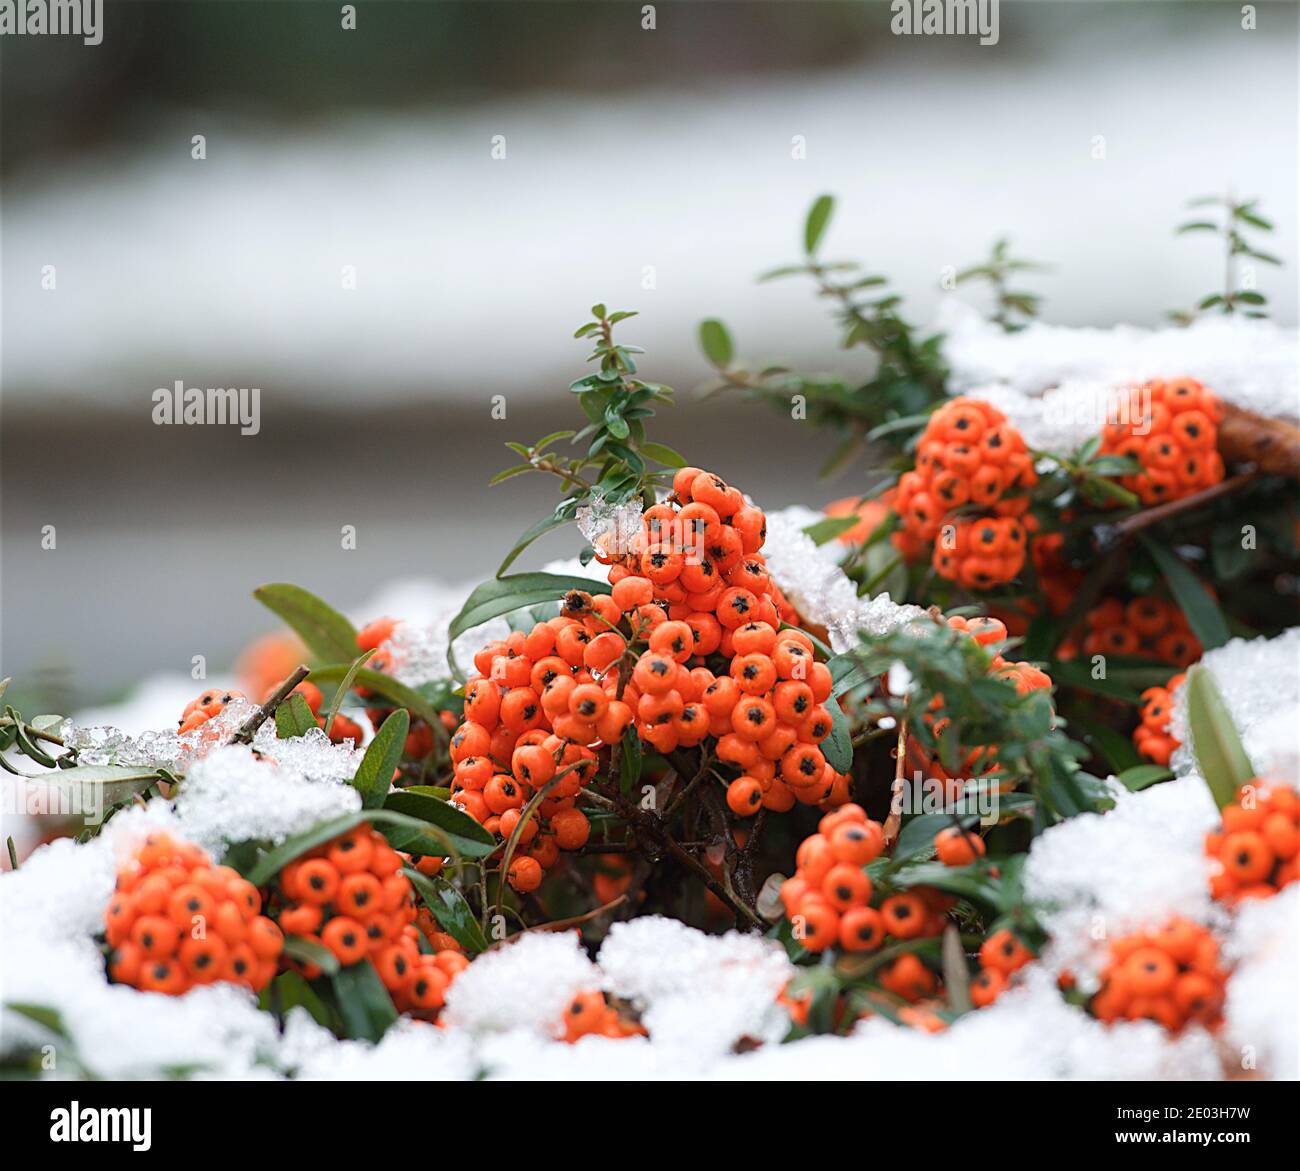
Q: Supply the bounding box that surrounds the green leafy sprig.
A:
[954,237,1051,333]
[1170,192,1280,323]
[699,195,948,476]
[493,306,684,575]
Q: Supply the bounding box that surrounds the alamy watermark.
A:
[3,776,107,824]
[891,0,999,46]
[892,771,1001,825]
[1044,384,1154,436]
[0,0,102,45]
[152,381,262,436]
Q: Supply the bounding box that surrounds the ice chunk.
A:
[576,495,643,560]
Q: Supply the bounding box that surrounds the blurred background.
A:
[2,0,1297,707]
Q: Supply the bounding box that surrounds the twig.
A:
[231,664,309,746]
[0,719,67,749]
[489,896,629,949]
[1095,472,1258,548]
[663,748,715,819]
[882,720,909,848]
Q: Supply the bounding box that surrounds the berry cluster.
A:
[780,804,947,985]
[273,825,457,1016]
[1133,672,1186,766]
[893,397,1038,590]
[447,465,850,899]
[1081,597,1201,667]
[561,990,645,1042]
[1205,782,1298,903]
[451,617,607,892]
[1098,377,1225,506]
[611,468,847,810]
[1090,918,1226,1033]
[969,929,1034,1008]
[104,832,283,996]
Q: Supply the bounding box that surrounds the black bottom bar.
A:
[2,1077,1291,1154]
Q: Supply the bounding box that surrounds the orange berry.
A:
[726,776,764,817]
[321,916,369,966]
[507,856,544,893]
[935,826,987,866]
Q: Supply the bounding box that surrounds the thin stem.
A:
[231,665,310,746]
[1095,472,1258,546]
[882,720,909,848]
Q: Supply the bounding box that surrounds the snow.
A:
[940,300,1300,425]
[1220,887,1300,1081]
[173,741,362,857]
[728,967,1221,1081]
[0,809,283,1079]
[596,916,792,1061]
[441,931,599,1038]
[762,507,928,651]
[1023,775,1222,984]
[1169,628,1300,782]
[282,1011,476,1081]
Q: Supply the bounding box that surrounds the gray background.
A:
[3,1,1296,705]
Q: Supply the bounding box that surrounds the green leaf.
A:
[243,809,461,887]
[1185,664,1254,809]
[281,934,340,976]
[698,319,734,368]
[496,504,579,578]
[822,698,853,773]
[619,726,642,795]
[488,463,533,486]
[382,789,497,858]
[275,693,320,740]
[1116,764,1173,791]
[804,194,834,255]
[1140,537,1230,650]
[309,665,441,731]
[353,709,409,809]
[801,515,858,546]
[866,413,931,442]
[321,649,376,736]
[253,583,358,663]
[828,651,873,699]
[1068,709,1143,773]
[331,959,398,1042]
[893,814,949,859]
[402,867,489,954]
[942,925,972,1015]
[5,1001,70,1039]
[13,764,165,807]
[639,442,687,468]
[446,573,612,677]
[1088,454,1143,477]
[891,860,1002,908]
